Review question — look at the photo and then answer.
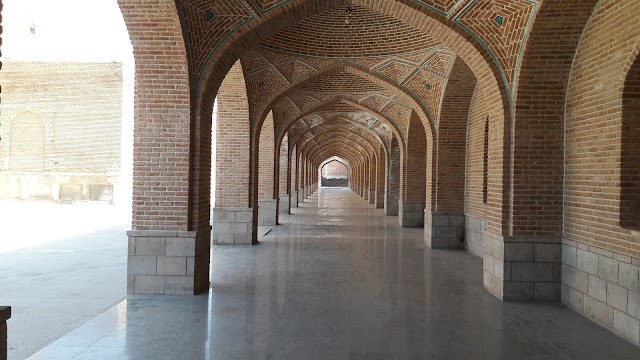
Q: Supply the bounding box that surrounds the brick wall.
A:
[385,134,401,216]
[564,0,640,259]
[512,0,599,237]
[0,61,123,201]
[322,160,348,178]
[435,58,476,214]
[216,61,250,208]
[560,0,640,343]
[402,112,427,204]
[291,144,298,191]
[118,0,191,231]
[278,133,288,194]
[258,111,275,199]
[465,85,488,219]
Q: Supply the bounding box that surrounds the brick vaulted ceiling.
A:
[177,0,540,160]
[241,4,460,155]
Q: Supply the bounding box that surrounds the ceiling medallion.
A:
[345,5,353,25]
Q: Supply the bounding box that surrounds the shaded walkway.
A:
[28,188,640,359]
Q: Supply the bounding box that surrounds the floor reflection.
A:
[26,188,640,359]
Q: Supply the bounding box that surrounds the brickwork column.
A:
[362,159,369,201]
[311,160,317,193]
[298,154,305,203]
[360,165,368,200]
[212,61,254,245]
[425,59,476,250]
[302,157,308,199]
[258,112,276,225]
[277,134,289,221]
[399,112,426,227]
[464,86,489,258]
[290,145,298,208]
[369,155,376,204]
[121,0,208,294]
[359,164,364,197]
[355,166,361,195]
[376,145,386,209]
[362,160,368,200]
[385,135,400,216]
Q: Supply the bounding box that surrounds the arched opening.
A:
[483,116,489,205]
[211,98,218,209]
[386,133,401,216]
[400,111,428,227]
[212,60,253,245]
[8,112,45,173]
[0,0,134,242]
[621,55,640,229]
[0,0,134,358]
[321,159,349,187]
[258,111,277,226]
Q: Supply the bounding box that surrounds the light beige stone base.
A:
[212,207,254,245]
[127,229,209,295]
[562,239,640,346]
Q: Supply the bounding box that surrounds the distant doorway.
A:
[321,159,349,187]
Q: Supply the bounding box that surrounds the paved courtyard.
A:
[0,200,130,359]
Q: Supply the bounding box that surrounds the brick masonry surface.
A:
[42,0,638,348]
[0,61,123,202]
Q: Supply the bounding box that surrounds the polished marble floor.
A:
[26,188,640,359]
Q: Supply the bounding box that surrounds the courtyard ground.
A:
[0,200,130,359]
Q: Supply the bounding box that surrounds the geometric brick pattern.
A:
[176,0,540,98]
[108,2,640,334]
[179,0,253,81]
[453,0,538,90]
[244,45,455,131]
[246,0,288,13]
[260,5,442,58]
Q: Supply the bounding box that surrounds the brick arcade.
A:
[2,0,640,349]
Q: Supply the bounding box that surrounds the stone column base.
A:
[465,214,486,258]
[375,192,384,208]
[1,306,10,360]
[299,188,305,203]
[212,207,254,245]
[424,213,465,249]
[483,230,561,301]
[561,239,640,346]
[291,191,298,208]
[384,194,399,216]
[258,199,277,225]
[127,228,210,295]
[399,201,424,227]
[278,193,289,216]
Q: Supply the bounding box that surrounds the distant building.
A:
[321,160,348,187]
[0,60,124,202]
